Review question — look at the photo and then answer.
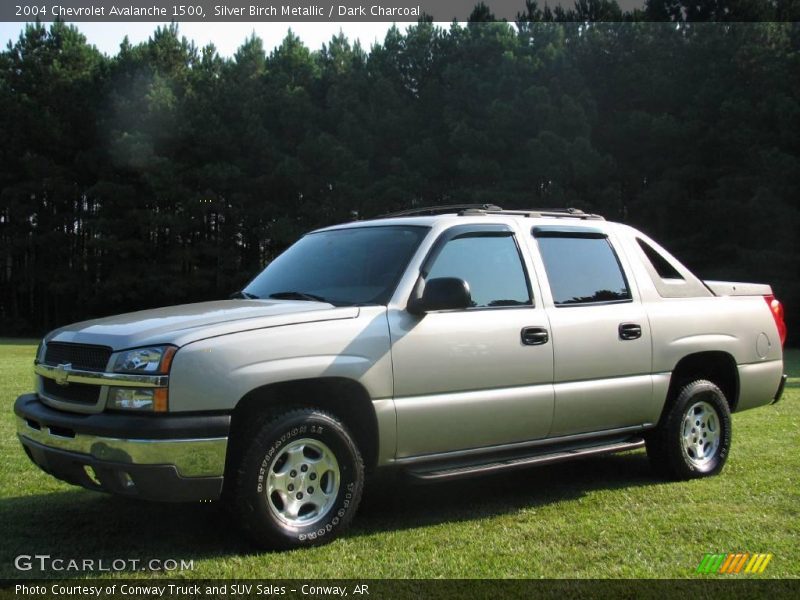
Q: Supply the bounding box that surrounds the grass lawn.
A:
[0,339,797,579]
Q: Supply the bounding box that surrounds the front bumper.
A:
[14,393,230,502]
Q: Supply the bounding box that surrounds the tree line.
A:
[0,1,798,342]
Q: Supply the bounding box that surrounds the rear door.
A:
[530,226,654,436]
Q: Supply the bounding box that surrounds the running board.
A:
[406,439,645,482]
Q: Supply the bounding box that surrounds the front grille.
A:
[43,342,112,372]
[41,377,102,405]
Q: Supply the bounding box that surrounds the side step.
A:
[406,438,645,482]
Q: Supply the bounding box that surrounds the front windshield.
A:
[243,225,429,306]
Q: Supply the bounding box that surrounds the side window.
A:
[637,238,684,281]
[426,233,532,308]
[536,234,631,306]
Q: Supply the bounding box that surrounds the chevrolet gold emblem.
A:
[54,363,72,386]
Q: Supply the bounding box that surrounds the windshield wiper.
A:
[268,291,330,303]
[230,290,260,299]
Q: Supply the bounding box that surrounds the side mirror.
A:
[408,277,472,315]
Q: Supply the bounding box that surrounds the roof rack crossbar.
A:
[375,205,604,221]
[378,204,503,218]
[483,208,604,220]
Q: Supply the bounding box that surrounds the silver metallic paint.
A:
[25,214,785,470]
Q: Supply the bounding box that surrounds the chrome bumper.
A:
[15,393,230,502]
[16,416,226,477]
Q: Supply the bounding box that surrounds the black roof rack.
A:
[377,205,604,221]
[486,207,605,220]
[378,204,503,218]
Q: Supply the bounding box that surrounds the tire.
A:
[230,407,364,550]
[646,380,732,480]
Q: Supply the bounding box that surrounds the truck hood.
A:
[46,300,360,350]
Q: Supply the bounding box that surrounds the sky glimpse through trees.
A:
[1,2,798,340]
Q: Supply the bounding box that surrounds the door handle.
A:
[619,323,642,341]
[521,327,549,346]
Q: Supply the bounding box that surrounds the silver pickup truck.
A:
[15,206,787,549]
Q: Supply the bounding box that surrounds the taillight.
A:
[764,294,787,346]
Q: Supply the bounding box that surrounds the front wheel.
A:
[230,408,364,549]
[646,380,732,480]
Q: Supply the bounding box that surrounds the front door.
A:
[388,224,554,459]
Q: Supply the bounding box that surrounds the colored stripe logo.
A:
[696,553,773,574]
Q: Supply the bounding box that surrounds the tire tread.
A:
[646,379,731,480]
[230,406,364,550]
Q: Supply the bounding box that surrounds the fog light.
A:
[108,387,168,412]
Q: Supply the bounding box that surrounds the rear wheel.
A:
[646,380,731,480]
[231,408,364,549]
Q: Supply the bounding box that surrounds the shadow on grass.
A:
[356,450,663,534]
[0,450,665,578]
[0,489,253,579]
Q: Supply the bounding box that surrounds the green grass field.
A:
[0,339,797,579]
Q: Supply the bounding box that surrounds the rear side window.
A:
[427,233,532,308]
[535,234,631,306]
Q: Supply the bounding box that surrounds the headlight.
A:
[108,387,168,412]
[113,346,176,374]
[109,345,175,412]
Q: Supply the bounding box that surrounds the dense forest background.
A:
[1,1,798,341]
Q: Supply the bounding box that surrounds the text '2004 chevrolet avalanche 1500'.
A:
[15,206,787,549]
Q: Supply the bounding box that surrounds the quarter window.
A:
[637,238,684,281]
[426,233,532,308]
[536,234,631,306]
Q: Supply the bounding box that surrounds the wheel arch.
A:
[224,377,379,484]
[660,351,740,424]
